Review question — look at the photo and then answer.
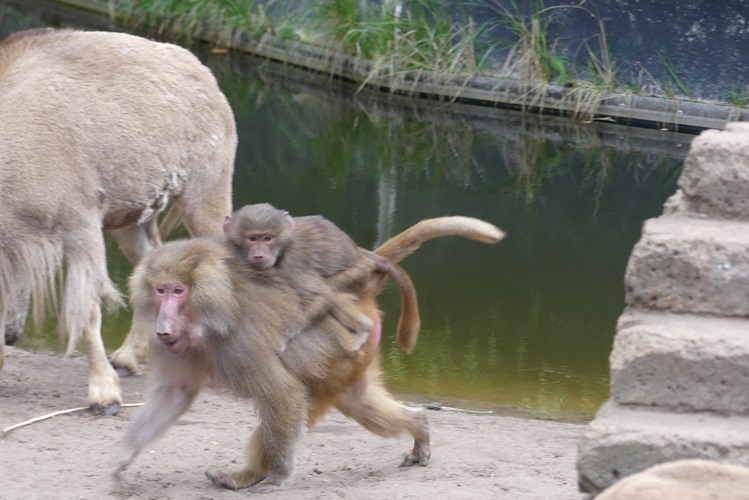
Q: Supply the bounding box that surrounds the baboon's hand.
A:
[112,449,137,479]
[332,305,373,335]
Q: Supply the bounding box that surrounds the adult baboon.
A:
[115,216,504,491]
[0,28,236,415]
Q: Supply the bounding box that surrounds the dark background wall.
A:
[2,0,747,102]
[467,0,749,102]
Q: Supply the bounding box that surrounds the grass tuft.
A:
[117,0,723,117]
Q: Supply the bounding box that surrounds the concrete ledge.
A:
[611,311,749,413]
[678,123,749,219]
[626,216,749,316]
[577,401,749,493]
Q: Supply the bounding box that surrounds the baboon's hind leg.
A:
[336,363,430,467]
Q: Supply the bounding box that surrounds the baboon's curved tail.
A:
[374,216,505,263]
[373,216,504,353]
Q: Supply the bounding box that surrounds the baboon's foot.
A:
[206,469,264,490]
[89,401,121,416]
[400,438,431,467]
[109,350,141,377]
[248,480,290,494]
[87,366,122,416]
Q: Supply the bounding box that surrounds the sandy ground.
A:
[0,346,586,500]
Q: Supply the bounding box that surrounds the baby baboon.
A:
[115,216,504,491]
[224,203,419,353]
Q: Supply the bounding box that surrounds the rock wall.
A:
[468,0,749,103]
[577,123,749,493]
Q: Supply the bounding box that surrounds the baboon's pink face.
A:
[154,282,192,353]
[241,233,279,270]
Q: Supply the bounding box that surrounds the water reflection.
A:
[3,0,690,422]
[180,55,687,422]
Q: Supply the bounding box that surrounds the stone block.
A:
[611,311,749,414]
[679,124,749,220]
[625,216,749,316]
[596,459,749,500]
[577,401,749,494]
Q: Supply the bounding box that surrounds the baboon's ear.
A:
[223,215,232,236]
[283,211,295,230]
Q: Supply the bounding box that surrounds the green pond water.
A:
[4,1,692,422]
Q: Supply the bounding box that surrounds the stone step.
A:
[676,123,749,220]
[577,401,749,494]
[625,215,749,316]
[610,311,749,414]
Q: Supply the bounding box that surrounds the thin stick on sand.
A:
[2,403,144,435]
